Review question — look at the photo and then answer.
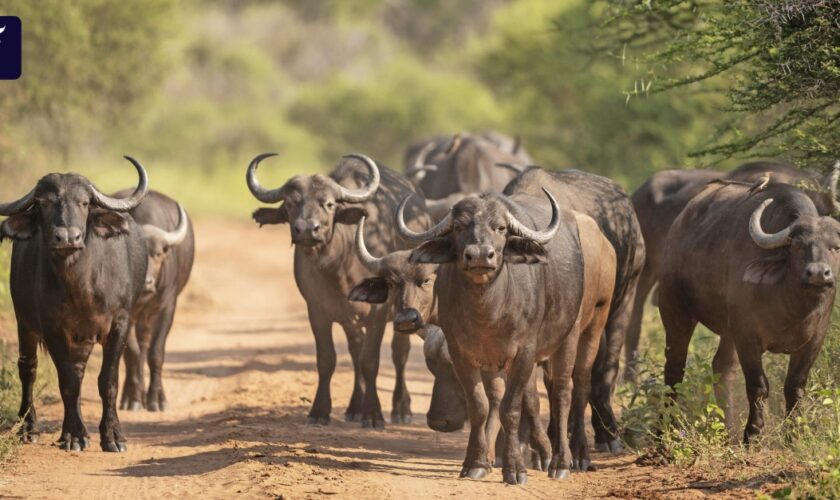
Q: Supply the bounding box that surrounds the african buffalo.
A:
[625,161,840,380]
[660,180,840,442]
[397,187,612,483]
[119,191,195,412]
[403,132,533,200]
[347,217,551,471]
[0,158,149,452]
[246,153,430,428]
[502,166,645,452]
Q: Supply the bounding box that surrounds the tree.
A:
[591,0,840,169]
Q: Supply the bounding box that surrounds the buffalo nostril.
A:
[486,250,495,259]
[825,269,832,278]
[311,224,320,234]
[465,254,473,261]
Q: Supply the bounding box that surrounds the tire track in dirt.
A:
[0,219,776,499]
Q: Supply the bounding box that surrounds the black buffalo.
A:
[246,153,430,428]
[625,161,839,380]
[660,180,840,442]
[119,190,195,412]
[403,132,533,200]
[0,158,149,452]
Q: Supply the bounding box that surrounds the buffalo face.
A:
[140,203,190,294]
[746,198,840,291]
[248,153,378,250]
[348,218,437,334]
[0,157,148,259]
[400,190,561,284]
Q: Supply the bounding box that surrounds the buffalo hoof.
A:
[20,432,39,444]
[146,401,163,412]
[306,416,330,426]
[572,459,595,472]
[548,468,570,480]
[459,467,488,480]
[59,433,90,452]
[361,417,385,430]
[502,470,527,485]
[101,441,127,453]
[344,412,363,423]
[606,439,623,453]
[390,413,412,425]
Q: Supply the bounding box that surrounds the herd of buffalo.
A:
[1,132,839,484]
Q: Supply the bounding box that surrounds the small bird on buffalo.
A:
[748,172,771,194]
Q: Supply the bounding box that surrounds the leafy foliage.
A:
[592,0,840,169]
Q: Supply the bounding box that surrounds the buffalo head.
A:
[397,189,560,284]
[0,156,148,259]
[746,197,840,289]
[247,153,379,249]
[347,217,437,333]
[139,203,189,293]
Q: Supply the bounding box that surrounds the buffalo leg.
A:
[390,332,412,424]
[17,326,39,443]
[452,359,491,479]
[783,339,823,417]
[45,333,92,452]
[592,285,636,453]
[146,304,176,412]
[343,325,365,422]
[523,370,551,471]
[623,268,657,382]
[308,307,335,425]
[99,316,130,452]
[359,318,386,429]
[484,373,504,466]
[547,338,575,481]
[500,348,536,485]
[120,324,145,411]
[712,335,740,437]
[734,337,768,444]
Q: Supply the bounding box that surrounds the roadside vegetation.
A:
[620,304,840,498]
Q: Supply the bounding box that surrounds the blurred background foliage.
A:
[0,0,741,214]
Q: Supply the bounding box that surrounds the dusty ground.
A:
[0,219,784,499]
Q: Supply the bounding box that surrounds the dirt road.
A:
[0,219,771,499]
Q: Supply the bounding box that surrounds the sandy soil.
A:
[0,219,783,499]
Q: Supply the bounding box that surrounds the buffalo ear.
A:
[504,236,548,264]
[348,277,389,304]
[743,254,787,285]
[90,209,131,238]
[335,207,368,225]
[253,206,288,226]
[0,211,38,241]
[410,238,456,264]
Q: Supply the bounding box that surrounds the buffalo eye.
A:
[422,277,433,286]
[495,225,506,234]
[322,201,336,211]
[80,200,89,208]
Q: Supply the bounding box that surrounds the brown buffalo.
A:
[246,153,430,428]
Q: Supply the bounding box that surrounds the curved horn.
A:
[494,162,525,174]
[90,156,149,212]
[445,133,462,156]
[337,154,381,203]
[0,188,36,216]
[413,141,436,169]
[354,216,384,273]
[246,152,287,204]
[396,194,453,242]
[830,160,840,215]
[749,198,792,249]
[143,203,189,247]
[505,187,561,245]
